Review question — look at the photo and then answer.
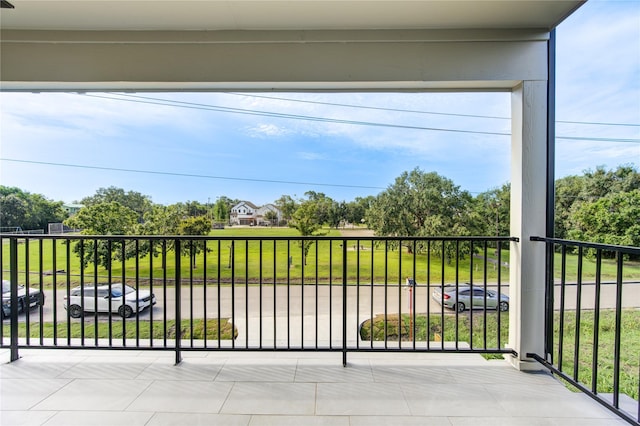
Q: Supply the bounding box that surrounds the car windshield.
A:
[2,281,9,293]
[111,285,136,297]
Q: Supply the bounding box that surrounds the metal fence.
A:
[1,234,515,365]
[530,237,640,426]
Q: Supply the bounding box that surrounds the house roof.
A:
[1,1,584,32]
[232,201,259,210]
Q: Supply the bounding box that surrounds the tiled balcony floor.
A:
[0,349,626,426]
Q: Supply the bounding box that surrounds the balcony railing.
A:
[530,237,640,425]
[1,234,515,366]
[3,233,638,424]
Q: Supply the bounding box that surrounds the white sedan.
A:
[64,283,156,318]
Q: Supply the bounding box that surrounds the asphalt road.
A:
[4,281,638,346]
[13,280,640,324]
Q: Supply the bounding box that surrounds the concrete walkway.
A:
[0,348,627,426]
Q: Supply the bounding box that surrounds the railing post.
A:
[174,239,182,365]
[613,252,624,410]
[9,237,19,362]
[342,238,347,367]
[544,240,554,362]
[545,29,557,365]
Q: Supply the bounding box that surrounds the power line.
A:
[224,92,511,121]
[84,93,640,144]
[4,158,636,199]
[557,135,640,143]
[0,158,386,190]
[85,93,512,138]
[224,92,640,128]
[4,157,627,200]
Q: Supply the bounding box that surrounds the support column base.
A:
[505,354,545,372]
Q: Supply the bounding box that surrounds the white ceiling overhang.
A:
[0,0,586,91]
[0,1,585,31]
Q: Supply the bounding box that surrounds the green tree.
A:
[327,200,347,229]
[177,216,211,268]
[64,202,139,269]
[139,204,182,236]
[568,189,640,250]
[583,165,640,198]
[555,175,585,238]
[554,165,640,239]
[134,204,184,268]
[183,200,208,217]
[275,195,298,223]
[0,193,29,230]
[264,210,279,226]
[345,196,375,227]
[365,168,473,260]
[79,186,152,222]
[213,198,230,224]
[290,199,326,265]
[473,183,510,237]
[366,168,472,236]
[0,186,67,231]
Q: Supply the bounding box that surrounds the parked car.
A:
[64,283,156,318]
[1,280,45,319]
[432,284,509,313]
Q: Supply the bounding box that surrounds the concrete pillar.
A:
[509,81,547,370]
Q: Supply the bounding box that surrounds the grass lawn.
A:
[2,228,513,287]
[3,229,638,289]
[551,251,640,282]
[553,308,640,401]
[2,318,237,341]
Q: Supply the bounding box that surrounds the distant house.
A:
[255,204,282,226]
[230,201,258,226]
[63,203,84,216]
[230,201,282,226]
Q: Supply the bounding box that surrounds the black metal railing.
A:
[1,234,516,365]
[530,237,640,426]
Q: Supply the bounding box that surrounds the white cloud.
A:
[296,151,327,161]
[556,1,640,125]
[245,123,292,138]
[556,140,639,177]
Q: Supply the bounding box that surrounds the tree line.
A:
[0,165,637,252]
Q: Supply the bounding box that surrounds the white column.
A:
[509,81,547,370]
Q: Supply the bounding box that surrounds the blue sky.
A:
[1,0,639,207]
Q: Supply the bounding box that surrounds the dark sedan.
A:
[1,280,45,319]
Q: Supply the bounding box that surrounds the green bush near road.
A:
[359,312,508,349]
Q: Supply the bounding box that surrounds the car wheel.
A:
[456,302,465,313]
[118,305,134,318]
[499,301,509,312]
[68,304,83,318]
